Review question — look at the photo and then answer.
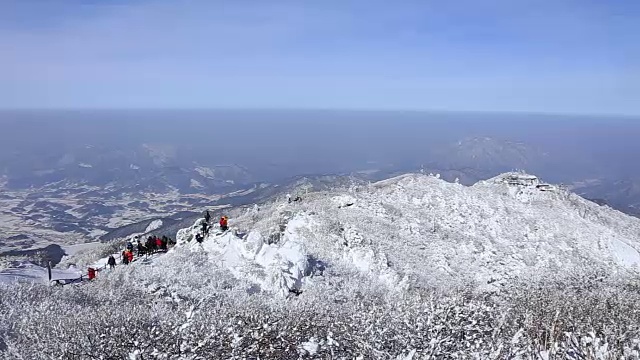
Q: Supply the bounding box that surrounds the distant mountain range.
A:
[2,110,640,256]
[1,142,254,193]
[570,178,640,216]
[2,133,639,255]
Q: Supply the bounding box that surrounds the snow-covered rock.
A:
[176,216,311,296]
[332,194,356,208]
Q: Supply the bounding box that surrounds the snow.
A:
[0,262,81,284]
[300,338,319,355]
[61,242,103,257]
[177,216,311,296]
[10,171,640,297]
[194,166,215,179]
[6,171,640,359]
[4,171,640,360]
[610,238,640,267]
[190,179,204,189]
[145,219,163,233]
[167,172,640,294]
[332,194,356,208]
[398,349,417,360]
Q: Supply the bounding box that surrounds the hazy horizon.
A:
[2,109,640,184]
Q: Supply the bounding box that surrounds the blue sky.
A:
[1,0,638,115]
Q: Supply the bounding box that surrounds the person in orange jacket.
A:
[219,216,228,232]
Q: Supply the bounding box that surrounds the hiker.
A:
[137,241,146,256]
[155,236,162,250]
[160,236,168,251]
[287,194,292,203]
[195,233,204,243]
[126,249,133,264]
[107,255,116,269]
[146,236,156,253]
[122,250,130,265]
[219,216,228,232]
[126,241,133,252]
[201,222,209,237]
[204,210,211,224]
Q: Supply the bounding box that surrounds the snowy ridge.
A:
[165,172,640,295]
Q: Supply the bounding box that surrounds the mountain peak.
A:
[164,172,640,295]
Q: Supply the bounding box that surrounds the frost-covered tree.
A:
[2,266,640,359]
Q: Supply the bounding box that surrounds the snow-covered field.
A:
[61,242,104,257]
[0,262,82,285]
[2,172,640,359]
[0,185,222,253]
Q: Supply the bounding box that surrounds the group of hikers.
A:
[105,234,176,269]
[104,210,230,268]
[80,198,310,284]
[195,210,229,243]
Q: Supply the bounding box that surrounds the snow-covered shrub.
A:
[0,255,26,270]
[3,267,640,359]
[497,270,640,359]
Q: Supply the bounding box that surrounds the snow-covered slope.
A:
[169,172,640,295]
[0,261,81,285]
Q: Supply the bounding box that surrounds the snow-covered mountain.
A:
[169,171,640,296]
[3,172,640,359]
[8,170,639,293]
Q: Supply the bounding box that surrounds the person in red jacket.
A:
[126,249,134,264]
[219,216,228,232]
[155,236,162,249]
